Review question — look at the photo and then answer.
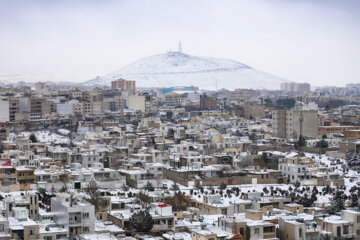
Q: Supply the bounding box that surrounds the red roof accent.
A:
[158,204,170,208]
[1,161,12,166]
[231,234,243,239]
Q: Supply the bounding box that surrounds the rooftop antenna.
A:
[178,41,182,53]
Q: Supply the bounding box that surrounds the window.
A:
[168,219,173,226]
[221,209,227,215]
[83,227,89,233]
[102,200,109,207]
[45,236,52,240]
[82,213,89,219]
[344,225,349,235]
[299,228,303,238]
[254,228,260,234]
[0,224,3,232]
[264,226,273,233]
[28,228,35,235]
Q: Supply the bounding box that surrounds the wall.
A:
[128,95,145,112]
[0,99,9,122]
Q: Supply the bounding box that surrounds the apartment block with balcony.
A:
[51,193,95,236]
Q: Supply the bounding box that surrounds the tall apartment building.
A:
[111,79,136,93]
[0,98,9,122]
[226,88,256,101]
[8,96,44,122]
[244,102,265,121]
[280,82,311,93]
[41,101,57,117]
[272,109,318,139]
[103,95,126,112]
[34,82,44,92]
[200,95,217,110]
[9,98,20,122]
[30,97,44,119]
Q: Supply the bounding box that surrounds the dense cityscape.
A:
[1,0,360,239]
[0,77,359,240]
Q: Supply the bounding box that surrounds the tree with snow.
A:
[164,192,192,211]
[219,182,227,191]
[29,133,38,143]
[193,182,203,191]
[144,181,155,191]
[170,182,180,192]
[349,186,360,208]
[129,210,154,233]
[297,135,306,148]
[327,188,347,215]
[263,187,269,195]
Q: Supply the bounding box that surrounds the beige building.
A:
[278,219,306,240]
[280,82,310,93]
[318,126,360,137]
[317,215,353,239]
[128,95,145,112]
[244,102,264,121]
[341,209,360,239]
[284,203,304,214]
[272,109,318,139]
[9,97,20,122]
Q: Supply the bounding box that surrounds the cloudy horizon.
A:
[0,0,359,87]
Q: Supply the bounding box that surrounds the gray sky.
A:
[0,0,359,86]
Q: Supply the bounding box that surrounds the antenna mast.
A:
[178,41,182,53]
[299,98,304,153]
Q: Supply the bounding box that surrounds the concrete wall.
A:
[0,99,9,122]
[128,95,145,112]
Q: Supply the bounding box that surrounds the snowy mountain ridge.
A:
[83,51,286,90]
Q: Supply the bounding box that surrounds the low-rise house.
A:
[39,222,69,240]
[8,207,40,240]
[0,159,17,187]
[316,215,354,239]
[107,203,175,233]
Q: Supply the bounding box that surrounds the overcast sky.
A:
[0,0,359,86]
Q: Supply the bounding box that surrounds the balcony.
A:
[69,213,82,225]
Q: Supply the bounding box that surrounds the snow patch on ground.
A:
[10,131,70,145]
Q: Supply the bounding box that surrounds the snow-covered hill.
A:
[83,52,286,90]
